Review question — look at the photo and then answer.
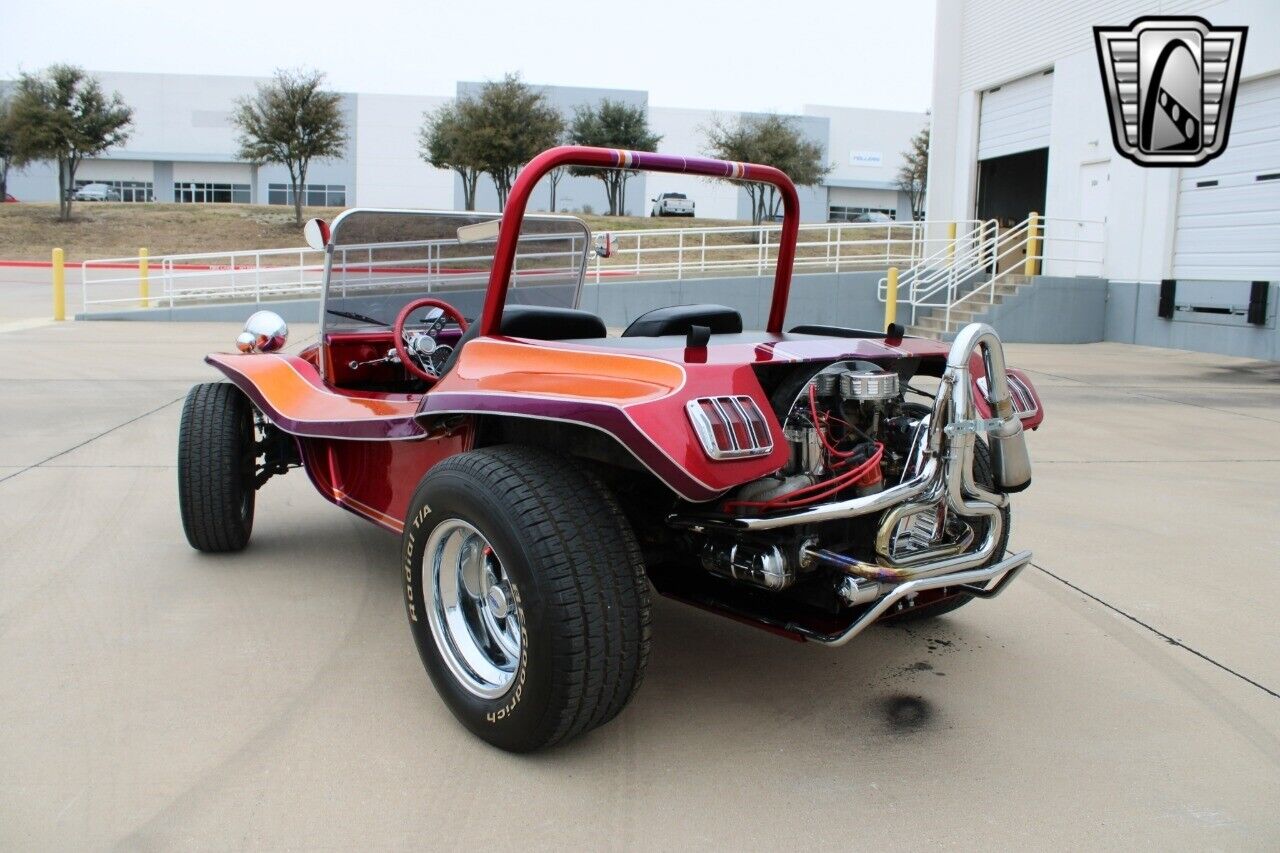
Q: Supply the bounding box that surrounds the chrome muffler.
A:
[947,324,1032,493]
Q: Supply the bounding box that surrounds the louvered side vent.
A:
[1006,374,1038,417]
[686,396,774,460]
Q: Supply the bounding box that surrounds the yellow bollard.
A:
[52,247,66,321]
[1024,212,1040,277]
[139,248,150,309]
[947,221,957,265]
[885,266,899,329]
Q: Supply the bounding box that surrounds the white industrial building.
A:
[925,0,1279,359]
[928,0,1279,283]
[3,72,926,223]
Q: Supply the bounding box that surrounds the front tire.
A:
[178,382,256,552]
[402,445,651,752]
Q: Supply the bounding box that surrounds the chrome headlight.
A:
[239,310,288,353]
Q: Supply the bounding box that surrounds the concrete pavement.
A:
[0,314,1277,850]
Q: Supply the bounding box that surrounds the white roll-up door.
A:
[1173,74,1280,281]
[978,70,1054,160]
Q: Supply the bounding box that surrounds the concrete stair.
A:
[905,274,1033,339]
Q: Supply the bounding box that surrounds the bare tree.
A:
[567,100,661,215]
[545,129,570,211]
[546,165,567,211]
[9,65,133,220]
[233,69,347,225]
[897,123,929,220]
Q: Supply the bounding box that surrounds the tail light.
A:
[975,368,1043,430]
[977,372,1040,418]
[686,396,774,460]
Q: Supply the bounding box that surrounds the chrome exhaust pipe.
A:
[948,323,1032,493]
[809,549,1033,647]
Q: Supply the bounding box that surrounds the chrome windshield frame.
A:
[317,208,592,353]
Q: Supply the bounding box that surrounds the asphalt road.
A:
[1,300,1278,849]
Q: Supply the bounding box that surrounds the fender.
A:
[419,338,790,503]
[206,352,425,440]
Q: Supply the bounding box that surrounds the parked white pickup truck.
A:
[650,192,695,217]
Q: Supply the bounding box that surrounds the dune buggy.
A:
[179,145,1043,752]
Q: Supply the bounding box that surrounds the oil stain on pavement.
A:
[880,695,935,733]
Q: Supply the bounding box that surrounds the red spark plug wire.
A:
[723,443,884,512]
[724,380,885,512]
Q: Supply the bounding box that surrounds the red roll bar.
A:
[480,145,801,336]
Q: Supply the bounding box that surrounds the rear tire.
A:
[178,382,256,552]
[402,445,651,752]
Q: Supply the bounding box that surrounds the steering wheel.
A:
[393,298,469,384]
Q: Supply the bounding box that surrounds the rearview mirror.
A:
[303,218,330,250]
[457,219,501,244]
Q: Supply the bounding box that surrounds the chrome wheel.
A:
[425,519,523,699]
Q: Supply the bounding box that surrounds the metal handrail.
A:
[79,233,589,312]
[590,218,977,283]
[879,214,1105,332]
[80,217,976,312]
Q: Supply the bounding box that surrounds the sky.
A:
[2,0,937,114]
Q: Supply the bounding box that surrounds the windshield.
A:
[322,210,590,332]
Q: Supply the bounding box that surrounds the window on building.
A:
[827,206,897,223]
[268,183,346,207]
[174,182,251,204]
[73,179,154,202]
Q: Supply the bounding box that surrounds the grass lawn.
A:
[0,203,346,262]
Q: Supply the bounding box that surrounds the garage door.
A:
[1173,74,1280,280]
[977,70,1054,160]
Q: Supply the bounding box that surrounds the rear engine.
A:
[691,362,954,596]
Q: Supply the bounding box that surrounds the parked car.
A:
[179,146,1042,752]
[847,211,893,223]
[73,183,121,202]
[650,191,695,217]
[3,193,17,203]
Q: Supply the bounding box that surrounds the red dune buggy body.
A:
[180,146,1043,751]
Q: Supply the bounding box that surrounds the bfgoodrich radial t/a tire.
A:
[178,382,256,552]
[402,445,651,752]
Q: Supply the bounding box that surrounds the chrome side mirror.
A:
[237,310,289,353]
[303,218,330,250]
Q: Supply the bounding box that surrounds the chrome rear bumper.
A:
[809,549,1032,646]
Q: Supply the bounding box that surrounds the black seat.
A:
[621,304,743,337]
[437,305,606,377]
[495,305,607,340]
